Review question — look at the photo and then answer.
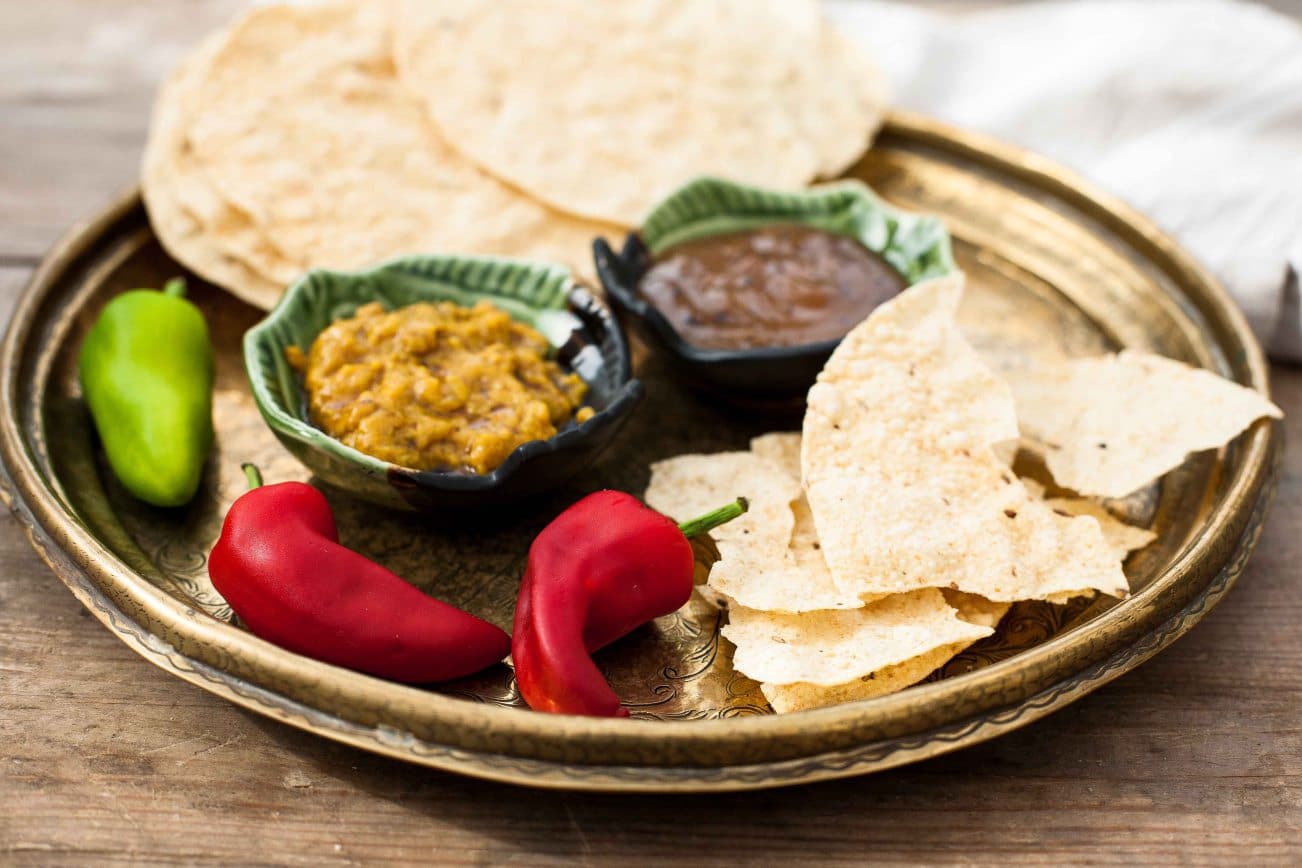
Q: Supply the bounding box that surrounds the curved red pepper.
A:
[209,466,510,683]
[512,489,746,717]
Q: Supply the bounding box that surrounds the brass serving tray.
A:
[0,114,1280,791]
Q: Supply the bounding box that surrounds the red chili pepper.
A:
[208,465,510,683]
[512,489,747,717]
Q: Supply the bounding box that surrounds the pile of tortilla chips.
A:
[142,0,887,309]
[645,274,1281,713]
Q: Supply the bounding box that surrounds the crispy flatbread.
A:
[393,0,887,224]
[802,275,1129,603]
[143,1,618,309]
[724,588,991,690]
[644,450,864,612]
[758,590,1008,713]
[1010,351,1281,498]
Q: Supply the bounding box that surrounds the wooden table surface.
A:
[2,2,1300,865]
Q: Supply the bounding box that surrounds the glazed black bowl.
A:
[594,233,837,405]
[593,176,956,407]
[245,254,644,510]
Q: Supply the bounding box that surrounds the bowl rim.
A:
[594,175,957,367]
[243,253,644,493]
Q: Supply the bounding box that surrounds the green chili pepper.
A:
[78,277,214,507]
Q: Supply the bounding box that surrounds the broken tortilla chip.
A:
[644,445,862,612]
[758,590,1008,713]
[1010,350,1281,499]
[760,643,963,713]
[749,432,802,479]
[943,590,1012,629]
[643,451,798,550]
[709,494,866,611]
[722,589,992,688]
[1021,479,1156,561]
[802,275,1129,603]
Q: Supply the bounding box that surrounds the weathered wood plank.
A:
[2,0,1302,863]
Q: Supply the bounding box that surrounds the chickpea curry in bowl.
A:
[286,299,594,477]
[245,255,642,510]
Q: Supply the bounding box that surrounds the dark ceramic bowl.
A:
[594,176,956,406]
[245,255,643,511]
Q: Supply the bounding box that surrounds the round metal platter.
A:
[0,114,1280,791]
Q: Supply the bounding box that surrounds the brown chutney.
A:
[637,224,906,350]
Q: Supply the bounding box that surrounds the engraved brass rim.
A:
[0,113,1280,791]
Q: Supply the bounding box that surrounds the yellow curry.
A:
[287,300,592,474]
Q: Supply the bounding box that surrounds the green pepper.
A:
[78,277,214,507]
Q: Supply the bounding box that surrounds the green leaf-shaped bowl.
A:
[244,255,643,511]
[593,176,955,404]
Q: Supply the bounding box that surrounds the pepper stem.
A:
[242,463,264,491]
[677,497,749,539]
[163,277,187,298]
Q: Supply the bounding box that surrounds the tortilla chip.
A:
[943,590,1012,629]
[722,589,992,688]
[761,642,963,713]
[1052,501,1156,561]
[758,590,1008,712]
[801,274,1020,465]
[755,433,865,608]
[708,501,867,612]
[802,275,1128,603]
[1022,479,1156,560]
[644,448,862,612]
[643,451,798,550]
[1010,350,1281,498]
[749,432,801,480]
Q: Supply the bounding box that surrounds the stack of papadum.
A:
[142,0,887,310]
[645,275,1281,713]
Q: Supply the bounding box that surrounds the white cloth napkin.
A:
[826,0,1302,362]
